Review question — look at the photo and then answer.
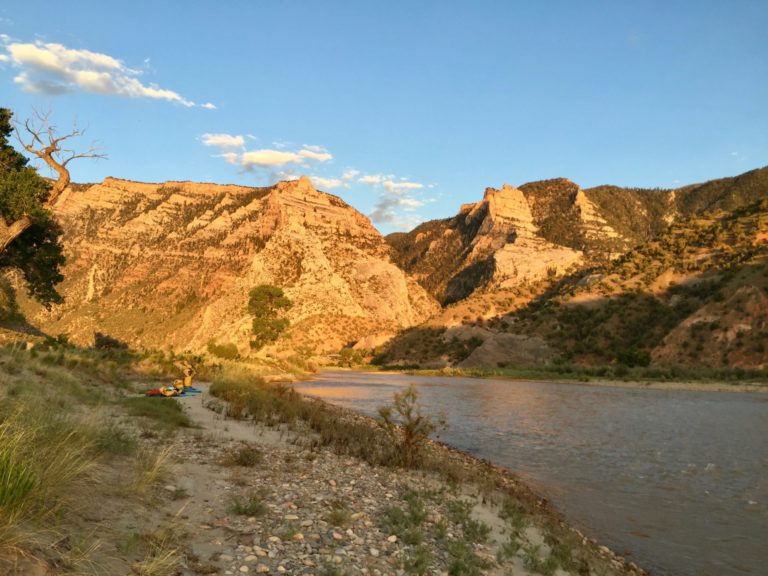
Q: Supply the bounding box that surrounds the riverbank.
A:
[0,347,647,575]
[203,368,650,576]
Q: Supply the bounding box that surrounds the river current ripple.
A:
[294,370,768,576]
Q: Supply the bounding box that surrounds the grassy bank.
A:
[0,342,200,574]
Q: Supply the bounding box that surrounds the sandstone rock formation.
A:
[17,176,437,353]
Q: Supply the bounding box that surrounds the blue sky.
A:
[1,1,766,233]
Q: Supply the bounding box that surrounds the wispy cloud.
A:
[242,149,304,168]
[310,176,345,190]
[369,196,425,230]
[383,180,424,194]
[358,173,392,186]
[356,171,429,229]
[298,147,333,162]
[2,40,213,108]
[201,133,245,149]
[207,140,334,170]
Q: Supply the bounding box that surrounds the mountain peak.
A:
[274,175,317,196]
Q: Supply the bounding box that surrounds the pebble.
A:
[256,565,270,573]
[370,548,380,557]
[239,566,249,574]
[387,535,397,543]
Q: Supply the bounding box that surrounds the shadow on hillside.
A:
[0,275,47,339]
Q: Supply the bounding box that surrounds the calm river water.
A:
[294,370,768,576]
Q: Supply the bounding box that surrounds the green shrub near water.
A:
[208,368,448,470]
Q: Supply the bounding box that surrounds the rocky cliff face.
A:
[388,181,595,305]
[17,176,438,353]
[389,167,768,306]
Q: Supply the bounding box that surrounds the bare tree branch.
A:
[2,109,106,253]
[15,109,107,206]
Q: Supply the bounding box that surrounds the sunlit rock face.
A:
[19,176,437,354]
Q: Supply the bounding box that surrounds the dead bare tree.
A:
[0,109,106,253]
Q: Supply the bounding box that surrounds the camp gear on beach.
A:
[144,365,198,397]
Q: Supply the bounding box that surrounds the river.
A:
[294,370,768,576]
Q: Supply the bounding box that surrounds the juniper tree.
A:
[0,108,104,305]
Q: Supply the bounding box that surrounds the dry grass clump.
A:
[0,405,99,559]
[131,445,174,495]
[0,343,168,570]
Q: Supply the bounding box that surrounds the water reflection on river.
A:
[294,371,768,576]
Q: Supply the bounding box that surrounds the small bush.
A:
[326,501,352,527]
[222,443,263,467]
[378,386,445,468]
[229,492,267,517]
[206,341,240,360]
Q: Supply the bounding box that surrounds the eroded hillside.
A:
[378,197,768,369]
[13,176,437,354]
[388,167,768,306]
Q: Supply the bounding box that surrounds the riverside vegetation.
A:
[0,341,647,575]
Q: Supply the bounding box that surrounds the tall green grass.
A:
[0,406,98,555]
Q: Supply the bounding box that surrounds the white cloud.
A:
[398,198,424,209]
[242,149,302,168]
[342,169,360,181]
[201,133,245,149]
[359,174,387,185]
[208,140,334,170]
[311,176,344,190]
[363,174,429,228]
[298,147,333,162]
[383,180,424,194]
[5,40,211,107]
[0,54,8,63]
[201,102,217,110]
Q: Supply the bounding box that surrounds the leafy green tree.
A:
[247,284,292,350]
[0,108,65,305]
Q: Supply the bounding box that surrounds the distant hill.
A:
[388,167,768,305]
[11,176,437,354]
[379,167,768,369]
[378,195,768,369]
